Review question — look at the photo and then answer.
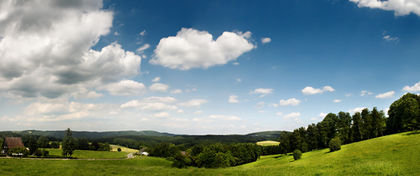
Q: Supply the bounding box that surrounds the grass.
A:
[1,131,419,175]
[45,149,128,159]
[110,145,139,153]
[256,140,280,146]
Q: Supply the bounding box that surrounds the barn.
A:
[2,137,25,156]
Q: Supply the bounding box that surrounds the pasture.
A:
[0,131,419,175]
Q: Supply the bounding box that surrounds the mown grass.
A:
[256,140,280,146]
[45,149,128,159]
[1,131,419,175]
[110,145,139,153]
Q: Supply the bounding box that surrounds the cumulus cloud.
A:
[152,77,161,83]
[403,81,420,92]
[149,83,169,92]
[102,80,145,96]
[279,98,301,106]
[136,43,150,53]
[150,28,255,70]
[0,0,141,99]
[209,114,240,121]
[302,86,335,95]
[360,90,373,96]
[375,91,395,99]
[261,37,271,44]
[179,99,208,107]
[349,107,367,114]
[120,96,178,111]
[349,0,420,16]
[333,99,342,103]
[228,95,239,103]
[170,89,183,94]
[153,112,170,118]
[284,112,301,119]
[251,88,274,97]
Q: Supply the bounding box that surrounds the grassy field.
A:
[256,140,280,146]
[110,145,139,153]
[1,131,419,175]
[45,149,128,159]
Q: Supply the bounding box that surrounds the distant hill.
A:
[1,130,174,139]
[247,131,289,139]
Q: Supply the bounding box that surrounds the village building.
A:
[1,137,25,156]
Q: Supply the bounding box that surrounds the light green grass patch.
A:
[256,140,280,146]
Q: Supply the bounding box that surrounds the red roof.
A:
[4,137,25,149]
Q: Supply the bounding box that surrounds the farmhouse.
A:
[1,137,25,156]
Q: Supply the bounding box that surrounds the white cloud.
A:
[251,88,274,97]
[275,112,283,116]
[360,90,373,96]
[319,112,328,118]
[149,83,169,92]
[209,114,240,121]
[194,110,203,114]
[349,0,420,16]
[261,37,271,44]
[120,96,178,111]
[153,112,170,118]
[375,91,395,99]
[256,101,265,108]
[403,81,420,92]
[284,112,301,119]
[102,80,145,96]
[383,34,399,42]
[333,99,342,103]
[0,1,142,99]
[228,95,239,103]
[279,98,301,106]
[170,89,183,94]
[136,43,150,53]
[179,99,208,107]
[152,77,161,83]
[233,62,240,66]
[150,28,255,70]
[139,30,146,36]
[349,107,367,114]
[302,86,335,95]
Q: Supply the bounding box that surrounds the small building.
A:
[2,137,25,156]
[141,152,149,156]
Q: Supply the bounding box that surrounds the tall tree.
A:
[37,136,49,148]
[337,111,352,144]
[361,108,372,139]
[62,128,76,158]
[387,93,420,133]
[306,124,319,151]
[351,112,363,142]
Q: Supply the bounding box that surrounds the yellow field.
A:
[110,145,139,153]
[256,140,280,146]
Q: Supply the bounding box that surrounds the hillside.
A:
[1,131,419,175]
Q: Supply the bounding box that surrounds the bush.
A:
[117,148,122,152]
[293,149,302,160]
[34,149,42,157]
[329,137,341,152]
[41,149,49,157]
[7,147,28,157]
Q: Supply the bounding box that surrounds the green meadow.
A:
[0,131,419,176]
[45,149,129,159]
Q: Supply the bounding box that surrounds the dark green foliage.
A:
[25,135,38,155]
[149,143,178,158]
[77,138,90,150]
[261,145,282,155]
[329,137,341,152]
[352,112,363,142]
[62,128,76,158]
[7,147,28,157]
[34,149,42,157]
[41,149,49,157]
[49,141,60,148]
[293,149,302,160]
[37,136,49,148]
[388,93,420,133]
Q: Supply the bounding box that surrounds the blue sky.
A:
[0,0,419,134]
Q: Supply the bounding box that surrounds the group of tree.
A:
[279,93,420,157]
[147,142,262,168]
[62,128,111,158]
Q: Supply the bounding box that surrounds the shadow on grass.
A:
[404,131,420,135]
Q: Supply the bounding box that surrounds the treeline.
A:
[147,143,262,168]
[279,93,420,154]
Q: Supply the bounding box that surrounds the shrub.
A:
[117,148,122,152]
[41,149,49,157]
[329,137,341,152]
[34,149,42,157]
[293,149,302,160]
[7,147,28,157]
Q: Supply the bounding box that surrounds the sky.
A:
[0,0,420,134]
